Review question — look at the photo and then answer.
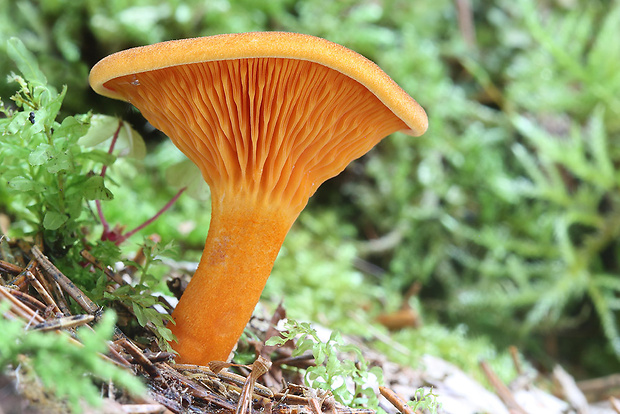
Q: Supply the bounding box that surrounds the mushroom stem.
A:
[169,191,297,364]
[89,32,429,366]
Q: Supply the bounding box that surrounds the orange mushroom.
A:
[89,32,428,365]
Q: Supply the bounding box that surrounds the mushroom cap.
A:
[89,33,429,364]
[90,32,427,137]
[89,32,428,214]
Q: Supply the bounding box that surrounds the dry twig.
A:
[0,259,22,275]
[509,346,523,376]
[578,373,620,401]
[8,288,48,314]
[158,363,237,410]
[117,338,161,379]
[173,362,274,398]
[236,356,272,414]
[0,286,44,324]
[120,403,171,413]
[552,365,589,414]
[30,314,94,331]
[23,262,63,315]
[379,386,415,414]
[480,360,527,414]
[81,249,126,286]
[455,0,477,48]
[31,245,99,315]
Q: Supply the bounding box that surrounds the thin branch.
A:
[455,0,477,49]
[80,249,126,286]
[97,120,123,236]
[116,187,187,245]
[101,120,123,179]
[23,263,63,315]
[480,360,527,414]
[0,286,44,323]
[31,245,99,315]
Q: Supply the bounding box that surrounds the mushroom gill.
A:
[105,57,407,214]
[90,32,427,365]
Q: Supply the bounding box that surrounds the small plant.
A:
[0,38,181,408]
[0,307,144,412]
[408,387,440,414]
[267,319,383,408]
[0,38,115,254]
[1,35,178,341]
[267,319,441,413]
[95,237,177,351]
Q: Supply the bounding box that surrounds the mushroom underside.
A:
[104,57,407,213]
[101,55,411,364]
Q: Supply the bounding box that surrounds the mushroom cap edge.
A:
[89,31,428,136]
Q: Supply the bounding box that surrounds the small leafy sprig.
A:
[96,238,177,351]
[0,37,115,256]
[1,37,180,399]
[408,387,440,413]
[101,281,176,351]
[0,307,144,412]
[267,320,441,413]
[266,319,383,408]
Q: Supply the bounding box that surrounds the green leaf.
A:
[119,121,146,159]
[294,336,314,357]
[39,85,66,122]
[82,176,113,200]
[7,176,48,192]
[132,302,147,326]
[26,141,73,174]
[313,342,326,365]
[587,106,614,188]
[75,149,116,166]
[28,143,53,166]
[79,115,146,159]
[165,159,209,200]
[78,115,121,147]
[5,111,31,135]
[157,327,175,342]
[265,336,286,346]
[53,114,89,142]
[43,211,68,230]
[6,37,47,85]
[46,149,72,174]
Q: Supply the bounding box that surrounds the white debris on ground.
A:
[377,353,618,414]
[418,355,510,414]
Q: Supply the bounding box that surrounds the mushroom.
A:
[89,32,428,365]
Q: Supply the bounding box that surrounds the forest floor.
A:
[1,237,620,414]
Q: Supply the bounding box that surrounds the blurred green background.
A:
[2,0,620,380]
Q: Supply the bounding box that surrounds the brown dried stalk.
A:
[379,386,415,414]
[30,314,94,332]
[236,356,272,414]
[117,338,161,379]
[172,363,273,398]
[480,360,527,414]
[80,249,126,286]
[23,263,63,315]
[31,245,99,314]
[157,363,237,410]
[0,286,44,324]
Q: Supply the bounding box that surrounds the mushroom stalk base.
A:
[169,194,296,365]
